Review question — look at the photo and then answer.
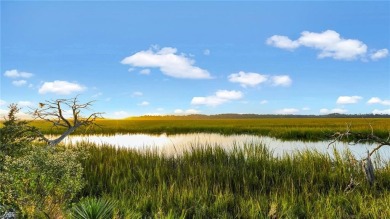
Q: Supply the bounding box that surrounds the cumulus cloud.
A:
[4,69,34,78]
[320,108,348,114]
[111,111,130,119]
[367,97,390,106]
[275,108,299,114]
[228,71,292,88]
[139,69,151,75]
[203,49,211,56]
[12,80,27,87]
[121,47,211,79]
[372,109,390,115]
[266,35,300,50]
[370,49,388,60]
[267,30,372,60]
[138,101,150,106]
[271,75,292,87]
[38,80,86,95]
[228,71,268,87]
[174,109,200,114]
[191,90,243,107]
[336,96,362,104]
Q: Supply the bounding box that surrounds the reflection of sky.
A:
[61,133,390,162]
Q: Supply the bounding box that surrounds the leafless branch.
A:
[328,122,389,187]
[30,96,104,146]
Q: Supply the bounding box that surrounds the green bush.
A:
[0,104,45,170]
[0,146,85,218]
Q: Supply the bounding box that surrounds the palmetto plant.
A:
[70,198,116,219]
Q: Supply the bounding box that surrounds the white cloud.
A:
[132,91,143,97]
[121,47,211,79]
[228,71,268,87]
[336,96,362,104]
[215,90,243,100]
[302,107,311,111]
[266,35,300,50]
[267,30,368,60]
[4,69,34,78]
[320,108,348,114]
[275,108,299,114]
[191,90,243,107]
[139,69,151,75]
[111,111,130,119]
[228,71,292,87]
[367,97,390,106]
[138,101,150,106]
[38,80,86,95]
[0,108,32,119]
[203,49,211,56]
[18,101,34,107]
[12,80,27,87]
[271,75,292,87]
[370,49,388,60]
[0,99,7,106]
[260,100,268,104]
[174,109,200,114]
[372,109,390,115]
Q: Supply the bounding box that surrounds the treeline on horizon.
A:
[129,113,390,120]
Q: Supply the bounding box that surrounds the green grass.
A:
[77,142,390,218]
[29,118,390,141]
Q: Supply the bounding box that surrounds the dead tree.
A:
[31,96,103,146]
[329,123,390,187]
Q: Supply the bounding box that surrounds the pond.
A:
[61,133,390,161]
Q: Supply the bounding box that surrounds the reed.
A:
[29,118,390,141]
[77,142,390,218]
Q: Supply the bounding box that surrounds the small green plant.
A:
[70,197,116,219]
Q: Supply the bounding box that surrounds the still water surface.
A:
[62,133,390,160]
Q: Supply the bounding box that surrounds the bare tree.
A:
[329,123,390,187]
[31,96,103,146]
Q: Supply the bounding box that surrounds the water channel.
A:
[61,133,390,161]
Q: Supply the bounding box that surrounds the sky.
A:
[1,1,389,118]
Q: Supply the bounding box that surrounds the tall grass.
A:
[29,118,390,141]
[78,142,390,218]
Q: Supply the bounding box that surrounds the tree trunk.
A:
[48,125,80,146]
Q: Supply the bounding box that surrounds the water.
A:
[61,133,390,161]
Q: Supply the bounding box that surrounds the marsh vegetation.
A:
[1,106,390,218]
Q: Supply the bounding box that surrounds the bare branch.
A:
[328,122,389,187]
[30,96,104,146]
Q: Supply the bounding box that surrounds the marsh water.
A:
[61,133,390,161]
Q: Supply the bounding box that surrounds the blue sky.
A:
[1,1,389,118]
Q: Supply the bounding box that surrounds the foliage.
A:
[69,197,116,219]
[0,104,42,167]
[80,142,390,218]
[0,146,85,218]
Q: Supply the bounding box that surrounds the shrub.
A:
[0,104,42,168]
[0,146,85,218]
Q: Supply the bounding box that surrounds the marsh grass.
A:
[78,142,390,218]
[27,118,390,141]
